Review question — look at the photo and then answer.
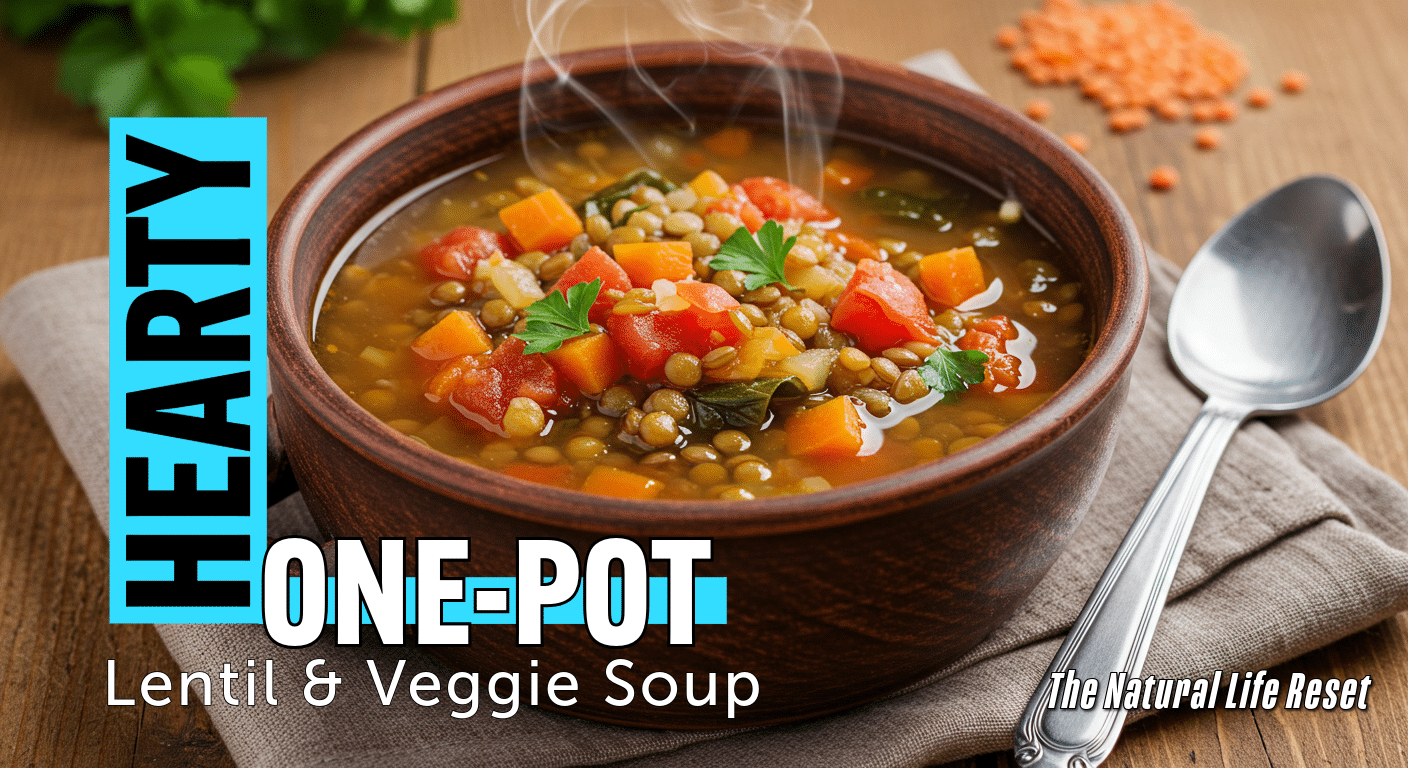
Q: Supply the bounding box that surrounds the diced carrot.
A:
[785,396,864,458]
[410,310,491,361]
[826,230,884,262]
[611,241,695,287]
[701,127,752,158]
[917,246,987,307]
[545,332,625,396]
[501,463,576,488]
[580,465,662,499]
[823,158,875,191]
[498,189,583,253]
[689,170,731,198]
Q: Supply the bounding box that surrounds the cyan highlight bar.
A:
[108,118,267,623]
[287,577,728,625]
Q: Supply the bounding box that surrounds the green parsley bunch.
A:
[2,0,455,122]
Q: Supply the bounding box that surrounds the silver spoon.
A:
[1014,175,1390,768]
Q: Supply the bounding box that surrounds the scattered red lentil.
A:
[1000,0,1249,134]
[1190,100,1218,123]
[1281,69,1309,93]
[1246,87,1274,108]
[1109,107,1151,132]
[1063,132,1090,154]
[1025,98,1054,121]
[1149,165,1180,190]
[1212,99,1238,122]
[1194,127,1222,149]
[1155,100,1187,121]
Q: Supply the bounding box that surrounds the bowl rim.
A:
[268,42,1149,537]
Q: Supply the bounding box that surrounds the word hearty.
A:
[109,119,267,623]
[262,537,721,648]
[1045,670,1373,711]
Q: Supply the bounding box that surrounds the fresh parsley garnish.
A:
[513,279,601,354]
[918,348,989,394]
[710,220,796,291]
[11,0,456,124]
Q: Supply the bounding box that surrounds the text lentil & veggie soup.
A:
[312,126,1091,500]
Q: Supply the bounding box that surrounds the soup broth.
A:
[312,126,1090,500]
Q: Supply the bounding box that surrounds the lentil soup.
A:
[311,127,1090,500]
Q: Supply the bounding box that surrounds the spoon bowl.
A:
[1170,175,1389,411]
[1016,175,1389,768]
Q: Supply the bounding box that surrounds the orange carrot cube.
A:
[612,241,695,287]
[785,396,864,458]
[498,189,583,253]
[918,246,987,307]
[411,310,491,361]
[823,158,875,191]
[580,465,662,499]
[545,332,625,395]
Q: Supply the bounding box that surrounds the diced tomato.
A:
[970,315,1018,342]
[606,313,688,381]
[607,283,746,381]
[958,316,1021,393]
[673,281,743,344]
[705,185,766,233]
[418,226,516,281]
[428,337,572,430]
[551,246,631,324]
[830,259,941,352]
[737,176,832,221]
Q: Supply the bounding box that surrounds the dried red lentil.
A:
[1194,127,1222,149]
[1000,0,1250,134]
[1025,98,1054,121]
[1281,69,1309,93]
[1149,165,1180,190]
[1063,132,1090,154]
[1246,87,1274,108]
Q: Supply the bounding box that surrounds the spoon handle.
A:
[1014,396,1251,768]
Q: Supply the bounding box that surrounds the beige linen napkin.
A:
[4,55,1408,768]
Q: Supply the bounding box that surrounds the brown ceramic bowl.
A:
[268,43,1147,730]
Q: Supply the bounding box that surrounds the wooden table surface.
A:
[3,0,1406,765]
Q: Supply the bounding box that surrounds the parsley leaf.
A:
[918,348,989,394]
[710,220,796,291]
[513,278,601,354]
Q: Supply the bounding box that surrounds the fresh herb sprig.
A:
[513,279,601,354]
[918,348,989,394]
[710,220,796,291]
[3,0,456,123]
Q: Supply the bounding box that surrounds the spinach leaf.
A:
[858,186,969,229]
[687,377,808,431]
[580,168,676,218]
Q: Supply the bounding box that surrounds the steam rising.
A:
[519,0,842,196]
